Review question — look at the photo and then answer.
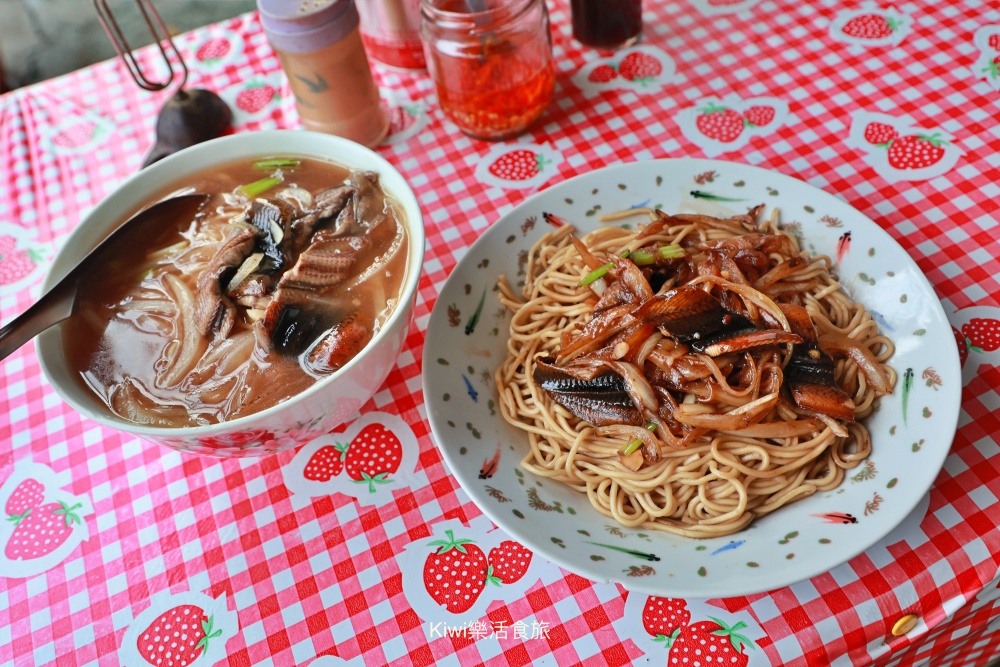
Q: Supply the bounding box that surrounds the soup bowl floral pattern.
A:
[36,131,424,458]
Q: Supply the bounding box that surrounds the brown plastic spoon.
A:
[0,194,209,362]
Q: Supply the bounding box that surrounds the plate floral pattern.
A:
[422,158,961,598]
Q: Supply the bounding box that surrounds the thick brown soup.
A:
[64,156,409,427]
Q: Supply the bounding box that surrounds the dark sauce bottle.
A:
[570,0,643,51]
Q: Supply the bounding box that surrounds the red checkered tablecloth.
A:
[3,2,1000,666]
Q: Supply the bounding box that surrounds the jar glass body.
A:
[570,0,642,51]
[356,0,427,70]
[421,0,555,141]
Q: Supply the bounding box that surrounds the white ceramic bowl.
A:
[36,130,424,457]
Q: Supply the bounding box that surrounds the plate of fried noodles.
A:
[422,158,960,597]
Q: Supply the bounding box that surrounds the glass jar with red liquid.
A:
[570,0,642,51]
[421,0,555,141]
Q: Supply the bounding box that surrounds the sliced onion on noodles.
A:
[819,332,894,395]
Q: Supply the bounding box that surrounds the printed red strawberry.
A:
[52,121,97,148]
[486,540,533,585]
[342,424,403,492]
[0,242,43,286]
[236,81,277,114]
[842,14,898,40]
[6,479,45,521]
[5,501,82,559]
[669,617,756,666]
[385,104,419,136]
[487,149,550,181]
[983,54,1000,80]
[588,64,618,83]
[695,103,744,143]
[303,445,344,481]
[886,133,946,170]
[137,604,222,667]
[196,37,231,64]
[954,326,968,367]
[642,596,691,646]
[742,105,775,128]
[990,35,1000,50]
[423,530,488,613]
[618,52,662,85]
[962,318,1000,353]
[863,122,898,146]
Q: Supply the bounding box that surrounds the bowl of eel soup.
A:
[36,130,424,457]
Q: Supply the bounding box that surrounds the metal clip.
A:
[92,0,188,92]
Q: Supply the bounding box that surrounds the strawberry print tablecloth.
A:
[2,1,1000,666]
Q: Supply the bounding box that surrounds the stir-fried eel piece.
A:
[277,235,369,293]
[248,198,295,273]
[788,382,856,422]
[695,328,803,357]
[785,347,856,421]
[261,303,329,355]
[556,304,636,362]
[611,255,654,301]
[778,302,819,346]
[533,358,617,391]
[291,184,354,247]
[193,227,256,337]
[327,199,358,239]
[307,312,373,373]
[634,285,729,341]
[532,358,644,426]
[591,322,656,362]
[543,214,884,448]
[263,235,371,353]
[593,281,638,315]
[230,275,270,306]
[818,332,894,396]
[350,171,388,228]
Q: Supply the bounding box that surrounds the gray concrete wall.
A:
[0,0,255,89]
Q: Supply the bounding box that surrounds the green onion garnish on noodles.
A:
[621,439,642,456]
[629,245,685,265]
[252,158,301,170]
[237,176,282,199]
[579,262,613,287]
[578,245,683,286]
[620,424,658,456]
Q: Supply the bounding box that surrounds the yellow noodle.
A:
[496,212,894,538]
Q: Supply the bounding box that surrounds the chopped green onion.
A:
[237,176,282,199]
[579,262,613,286]
[252,158,301,170]
[620,424,658,456]
[659,245,685,259]
[630,245,686,266]
[579,246,683,285]
[621,439,642,456]
[629,251,655,265]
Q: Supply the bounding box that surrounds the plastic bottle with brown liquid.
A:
[258,0,388,147]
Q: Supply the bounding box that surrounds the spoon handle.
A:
[0,193,209,363]
[0,279,77,361]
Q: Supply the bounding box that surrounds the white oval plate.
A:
[422,158,960,598]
